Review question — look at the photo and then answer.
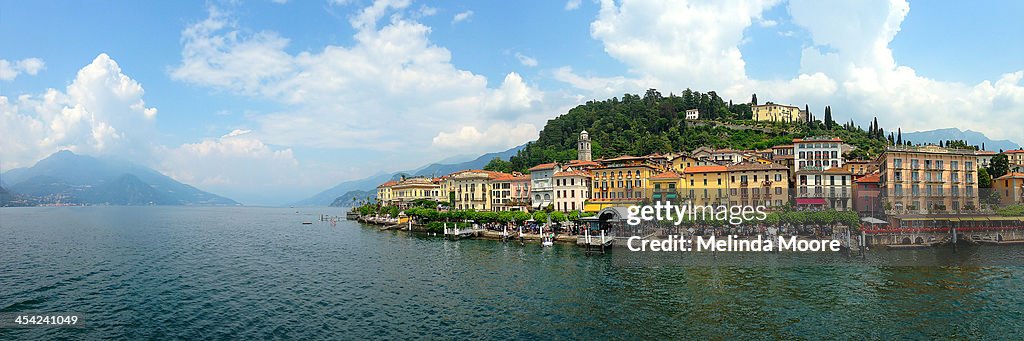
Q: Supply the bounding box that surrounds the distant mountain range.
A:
[903,128,1020,152]
[329,189,375,207]
[1,150,238,206]
[296,143,527,206]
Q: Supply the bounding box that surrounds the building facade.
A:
[878,145,980,214]
[490,173,531,211]
[376,180,397,204]
[854,172,882,218]
[726,163,790,209]
[993,173,1024,206]
[452,170,498,211]
[752,102,805,123]
[390,177,445,206]
[650,171,682,203]
[682,165,729,206]
[794,137,844,173]
[794,167,853,211]
[578,130,592,162]
[1006,150,1024,172]
[685,108,699,120]
[529,163,558,210]
[552,170,591,212]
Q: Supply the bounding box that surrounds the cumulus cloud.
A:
[558,0,1024,143]
[158,130,312,205]
[0,58,45,81]
[514,52,538,67]
[452,10,473,23]
[0,54,156,170]
[432,123,538,151]
[171,3,553,165]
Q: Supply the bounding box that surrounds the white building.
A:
[552,170,591,212]
[529,163,558,210]
[685,108,699,120]
[793,137,844,173]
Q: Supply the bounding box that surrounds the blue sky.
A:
[2,0,1022,205]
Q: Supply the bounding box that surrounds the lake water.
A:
[1,207,1022,339]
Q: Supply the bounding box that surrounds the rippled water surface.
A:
[1,207,1022,339]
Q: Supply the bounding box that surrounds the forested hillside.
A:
[506,89,911,173]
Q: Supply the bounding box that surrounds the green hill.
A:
[509,89,893,172]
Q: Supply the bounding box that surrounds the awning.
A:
[532,200,551,208]
[861,217,887,224]
[795,198,826,205]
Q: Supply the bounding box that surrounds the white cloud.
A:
[514,52,538,67]
[171,3,556,171]
[558,0,1024,143]
[158,131,313,205]
[0,58,45,81]
[432,122,538,152]
[0,54,156,170]
[565,0,582,11]
[452,10,473,23]
[758,18,777,27]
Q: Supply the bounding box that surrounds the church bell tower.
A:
[578,130,592,161]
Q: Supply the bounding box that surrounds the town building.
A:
[844,159,878,178]
[685,108,699,120]
[771,144,795,169]
[993,173,1024,206]
[587,157,662,209]
[793,137,844,173]
[1006,149,1024,172]
[877,145,980,214]
[794,167,853,211]
[682,165,729,207]
[451,170,500,211]
[552,170,591,212]
[752,102,806,123]
[490,172,531,211]
[669,153,718,173]
[726,163,790,209]
[529,163,559,210]
[650,171,682,203]
[854,172,882,218]
[390,177,446,206]
[376,180,397,204]
[975,150,996,168]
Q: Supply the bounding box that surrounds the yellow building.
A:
[670,153,718,173]
[376,180,397,204]
[752,102,805,123]
[451,170,500,211]
[390,177,446,206]
[589,158,661,207]
[682,165,729,206]
[650,171,683,203]
[726,163,790,209]
[993,173,1024,206]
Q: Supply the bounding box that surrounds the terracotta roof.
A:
[528,163,557,171]
[554,170,592,178]
[856,172,881,183]
[683,165,727,174]
[1005,149,1024,154]
[378,180,398,188]
[491,172,517,181]
[995,172,1024,180]
[650,171,681,179]
[771,144,794,149]
[775,155,794,160]
[823,167,853,174]
[566,160,601,167]
[975,150,997,155]
[727,163,787,172]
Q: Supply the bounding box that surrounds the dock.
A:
[577,230,614,254]
[444,226,476,240]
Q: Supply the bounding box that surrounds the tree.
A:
[989,154,1010,179]
[896,128,902,145]
[978,167,993,188]
[483,157,513,173]
[823,105,833,130]
[751,93,758,106]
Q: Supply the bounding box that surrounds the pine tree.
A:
[896,128,902,145]
[751,94,757,106]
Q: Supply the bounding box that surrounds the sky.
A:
[1,0,1022,205]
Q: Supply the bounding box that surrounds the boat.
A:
[301,221,313,225]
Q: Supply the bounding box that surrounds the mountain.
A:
[902,128,1020,152]
[329,189,376,207]
[296,143,527,206]
[1,150,238,206]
